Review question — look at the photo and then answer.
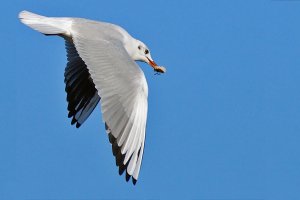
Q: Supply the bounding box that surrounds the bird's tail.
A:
[19,10,71,36]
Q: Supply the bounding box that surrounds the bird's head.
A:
[132,40,166,73]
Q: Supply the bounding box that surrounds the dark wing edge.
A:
[105,123,143,185]
[64,39,100,128]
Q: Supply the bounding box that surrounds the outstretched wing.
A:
[20,10,149,184]
[71,34,148,184]
[64,40,100,128]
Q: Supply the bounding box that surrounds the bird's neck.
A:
[124,39,139,61]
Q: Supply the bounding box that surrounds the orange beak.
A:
[147,57,158,68]
[146,57,166,73]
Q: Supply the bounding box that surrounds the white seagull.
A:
[19,10,166,185]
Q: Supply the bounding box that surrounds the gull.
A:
[19,10,166,185]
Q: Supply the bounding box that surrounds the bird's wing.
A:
[71,34,148,184]
[64,40,100,128]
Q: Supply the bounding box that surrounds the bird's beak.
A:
[146,57,158,67]
[146,57,166,73]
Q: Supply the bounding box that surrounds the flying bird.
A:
[19,10,166,185]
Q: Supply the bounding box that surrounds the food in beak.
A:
[147,57,166,73]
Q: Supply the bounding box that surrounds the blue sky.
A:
[1,0,300,199]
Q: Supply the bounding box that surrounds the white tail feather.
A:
[19,10,71,36]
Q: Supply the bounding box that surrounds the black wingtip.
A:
[119,165,126,175]
[126,172,131,182]
[108,133,115,143]
[132,178,137,185]
[106,125,139,185]
[76,123,81,128]
[68,111,73,118]
[71,117,77,125]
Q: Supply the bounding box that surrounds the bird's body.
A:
[19,10,165,185]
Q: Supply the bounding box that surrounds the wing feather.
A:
[64,40,100,128]
[71,30,148,184]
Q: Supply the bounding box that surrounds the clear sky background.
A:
[1,0,300,199]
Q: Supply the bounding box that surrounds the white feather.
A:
[19,10,72,36]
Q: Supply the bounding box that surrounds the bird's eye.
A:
[145,49,149,54]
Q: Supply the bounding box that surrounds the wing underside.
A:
[64,37,148,184]
[64,40,100,128]
[71,34,148,184]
